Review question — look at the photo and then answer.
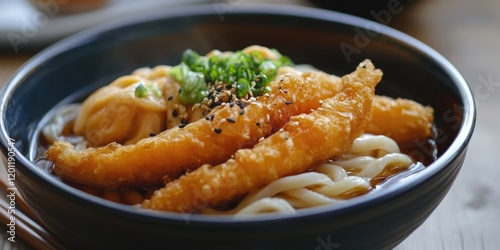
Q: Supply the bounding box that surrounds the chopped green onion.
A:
[171,63,208,104]
[236,78,250,98]
[171,48,294,105]
[182,49,201,66]
[147,84,163,98]
[134,83,148,98]
[253,73,268,88]
[259,61,277,78]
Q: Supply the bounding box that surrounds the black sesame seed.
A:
[179,118,188,128]
[256,122,261,127]
[227,118,236,123]
[214,128,222,134]
[283,90,288,94]
[167,96,173,101]
[229,102,235,108]
[172,110,178,118]
[178,88,182,94]
[239,109,245,115]
[285,101,293,105]
[149,133,157,137]
[210,114,215,121]
[237,101,245,109]
[209,101,219,109]
[205,116,210,120]
[285,137,289,140]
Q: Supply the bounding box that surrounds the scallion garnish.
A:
[147,84,163,98]
[135,83,148,98]
[170,48,294,105]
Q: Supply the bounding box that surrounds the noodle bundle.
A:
[202,134,413,215]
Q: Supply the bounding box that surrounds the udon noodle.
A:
[38,45,435,215]
[202,134,413,216]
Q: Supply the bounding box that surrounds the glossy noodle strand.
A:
[202,134,413,215]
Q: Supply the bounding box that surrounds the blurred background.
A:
[1,0,499,249]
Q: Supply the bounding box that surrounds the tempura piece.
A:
[47,70,342,188]
[141,60,381,212]
[73,75,167,146]
[132,65,171,80]
[365,95,434,144]
[243,45,280,60]
[132,65,188,129]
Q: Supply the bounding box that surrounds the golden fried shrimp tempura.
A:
[141,60,381,212]
[46,70,342,189]
[366,95,434,144]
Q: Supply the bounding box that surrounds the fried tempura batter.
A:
[366,95,434,144]
[141,60,381,212]
[73,75,167,146]
[47,70,342,188]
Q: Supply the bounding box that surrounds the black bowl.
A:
[0,4,475,250]
[308,0,415,20]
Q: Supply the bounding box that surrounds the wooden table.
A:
[1,0,499,249]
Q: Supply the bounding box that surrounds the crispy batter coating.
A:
[73,75,167,146]
[46,70,342,188]
[141,60,381,212]
[366,95,434,144]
